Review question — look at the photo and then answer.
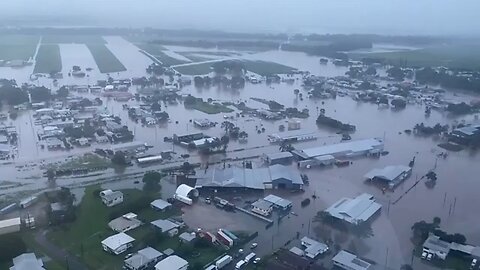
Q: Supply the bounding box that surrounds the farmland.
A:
[33,44,62,73]
[0,35,39,61]
[87,44,127,73]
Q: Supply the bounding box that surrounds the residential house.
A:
[124,247,163,270]
[100,190,124,207]
[101,232,135,255]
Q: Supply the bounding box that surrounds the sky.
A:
[1,0,480,36]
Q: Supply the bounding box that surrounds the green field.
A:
[243,60,297,76]
[46,185,222,269]
[34,44,62,73]
[0,35,39,61]
[47,186,158,269]
[174,62,214,75]
[349,44,480,70]
[136,44,188,66]
[87,44,126,73]
[42,35,106,44]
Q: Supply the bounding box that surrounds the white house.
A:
[155,255,189,270]
[301,236,329,259]
[100,189,124,207]
[101,233,135,255]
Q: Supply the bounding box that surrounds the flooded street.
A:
[0,37,479,269]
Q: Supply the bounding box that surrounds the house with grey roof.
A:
[251,199,273,217]
[124,246,163,270]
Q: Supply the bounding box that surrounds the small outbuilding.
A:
[150,199,172,212]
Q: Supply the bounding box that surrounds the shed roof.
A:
[150,199,172,210]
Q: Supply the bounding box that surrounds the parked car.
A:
[250,243,258,249]
[253,258,261,264]
[427,253,433,261]
[421,251,427,259]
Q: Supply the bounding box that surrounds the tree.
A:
[365,66,377,76]
[391,98,407,109]
[151,102,161,112]
[57,86,69,98]
[221,121,235,135]
[29,86,52,102]
[387,67,406,80]
[350,221,374,239]
[294,89,300,95]
[111,151,127,166]
[142,171,163,193]
[401,264,413,270]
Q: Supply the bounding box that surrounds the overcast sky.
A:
[1,0,480,36]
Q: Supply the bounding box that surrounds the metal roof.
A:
[125,247,162,269]
[332,250,371,270]
[325,193,381,224]
[101,233,135,250]
[155,255,188,270]
[151,219,179,232]
[423,234,451,254]
[301,237,329,258]
[175,184,197,198]
[150,199,172,210]
[263,194,292,209]
[108,215,142,233]
[294,138,384,159]
[364,165,411,182]
[264,152,294,160]
[252,199,273,211]
[0,217,20,228]
[195,165,302,189]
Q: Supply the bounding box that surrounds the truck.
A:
[235,260,246,269]
[217,230,234,247]
[244,252,256,263]
[216,255,233,269]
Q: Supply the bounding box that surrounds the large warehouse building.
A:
[195,164,303,190]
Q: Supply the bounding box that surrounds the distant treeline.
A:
[150,37,372,59]
[416,67,480,93]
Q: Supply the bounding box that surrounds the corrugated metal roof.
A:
[326,193,381,224]
[295,138,384,159]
